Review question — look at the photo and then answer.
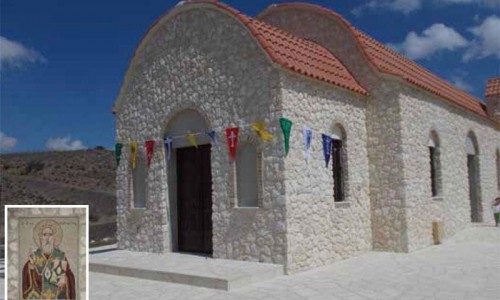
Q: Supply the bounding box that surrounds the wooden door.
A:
[176,144,213,254]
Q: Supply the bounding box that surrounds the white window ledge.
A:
[233,206,260,210]
[334,201,350,208]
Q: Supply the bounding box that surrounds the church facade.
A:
[113,1,500,273]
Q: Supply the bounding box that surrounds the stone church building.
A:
[113,1,500,273]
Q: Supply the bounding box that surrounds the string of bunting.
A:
[115,118,338,169]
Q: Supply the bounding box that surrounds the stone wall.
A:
[366,81,409,252]
[259,5,409,253]
[114,5,287,265]
[397,81,500,251]
[280,72,372,273]
[6,206,87,300]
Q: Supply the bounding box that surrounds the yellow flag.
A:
[130,141,137,169]
[186,134,198,148]
[251,121,273,142]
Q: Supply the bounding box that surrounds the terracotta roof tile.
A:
[185,1,368,96]
[485,78,500,97]
[258,2,493,121]
[355,30,488,118]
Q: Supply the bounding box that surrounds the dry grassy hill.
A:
[0,148,117,245]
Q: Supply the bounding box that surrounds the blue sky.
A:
[1,0,499,153]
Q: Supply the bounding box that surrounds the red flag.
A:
[145,140,155,167]
[225,127,239,162]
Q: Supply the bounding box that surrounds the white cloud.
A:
[450,75,474,92]
[463,15,500,61]
[45,136,86,151]
[352,0,498,15]
[0,36,46,68]
[0,132,17,151]
[437,0,499,8]
[352,0,423,15]
[390,24,468,60]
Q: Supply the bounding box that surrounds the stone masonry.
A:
[114,1,500,273]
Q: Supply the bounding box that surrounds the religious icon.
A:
[6,206,87,300]
[21,219,77,299]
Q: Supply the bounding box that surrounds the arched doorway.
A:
[165,109,213,254]
[465,132,482,222]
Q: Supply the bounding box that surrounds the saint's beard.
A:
[42,240,54,255]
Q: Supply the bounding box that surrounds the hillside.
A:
[0,149,117,244]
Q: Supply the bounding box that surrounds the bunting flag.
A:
[145,140,155,167]
[164,136,173,161]
[303,126,312,164]
[114,143,123,166]
[206,130,219,149]
[322,134,332,168]
[186,133,198,148]
[225,127,239,162]
[251,121,273,142]
[279,118,293,156]
[130,141,138,169]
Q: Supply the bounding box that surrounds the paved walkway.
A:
[90,225,500,300]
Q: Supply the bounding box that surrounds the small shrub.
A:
[25,160,45,174]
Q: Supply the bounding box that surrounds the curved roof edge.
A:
[112,0,367,114]
[258,2,494,123]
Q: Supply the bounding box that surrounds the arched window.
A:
[236,141,260,207]
[428,131,442,197]
[331,124,347,202]
[132,150,147,208]
[466,131,482,222]
[496,149,500,192]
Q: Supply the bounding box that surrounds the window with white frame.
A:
[331,124,347,202]
[496,149,500,192]
[428,131,442,197]
[132,152,147,208]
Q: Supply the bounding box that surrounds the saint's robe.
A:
[22,248,76,299]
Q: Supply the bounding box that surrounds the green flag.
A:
[115,143,123,166]
[279,118,293,156]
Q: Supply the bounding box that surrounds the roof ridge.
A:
[257,2,494,121]
[357,29,485,102]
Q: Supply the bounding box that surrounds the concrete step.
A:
[89,249,283,291]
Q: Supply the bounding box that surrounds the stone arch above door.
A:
[164,108,212,148]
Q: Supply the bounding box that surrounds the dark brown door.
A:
[176,144,213,254]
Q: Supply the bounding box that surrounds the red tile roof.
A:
[485,78,500,97]
[258,2,493,120]
[358,31,491,118]
[354,30,489,118]
[183,1,367,95]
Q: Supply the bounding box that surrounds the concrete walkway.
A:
[90,225,500,300]
[90,250,283,290]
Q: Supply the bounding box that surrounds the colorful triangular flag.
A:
[279,118,293,155]
[251,121,273,142]
[164,136,173,161]
[322,134,332,168]
[145,140,155,168]
[303,126,312,164]
[114,143,123,166]
[130,141,138,169]
[225,127,239,162]
[206,130,219,149]
[186,133,198,148]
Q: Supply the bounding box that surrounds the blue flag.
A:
[164,136,173,161]
[322,134,332,168]
[303,126,312,164]
[206,130,219,149]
